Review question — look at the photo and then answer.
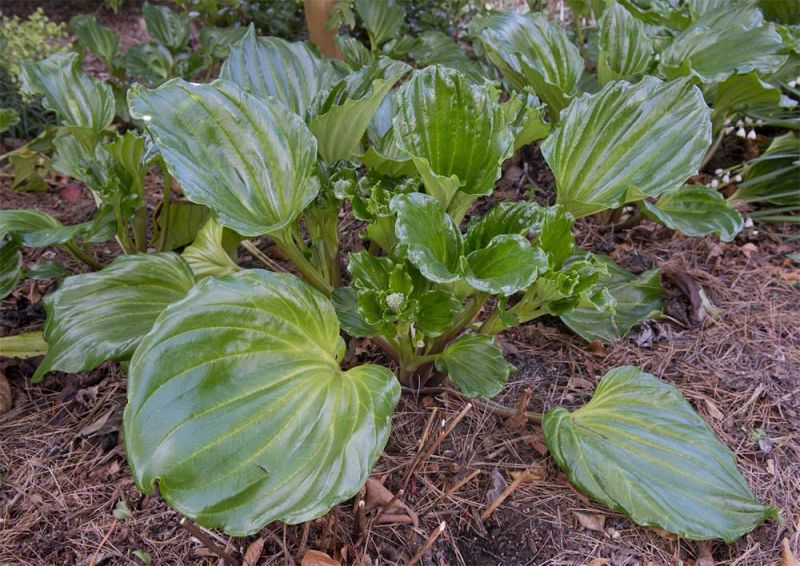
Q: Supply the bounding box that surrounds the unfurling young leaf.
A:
[181,218,241,279]
[33,253,196,382]
[435,334,513,398]
[124,270,400,535]
[597,1,654,84]
[541,77,712,217]
[543,366,780,542]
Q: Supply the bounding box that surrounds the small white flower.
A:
[736,119,744,127]
[745,116,753,125]
[714,168,724,176]
[415,339,425,349]
[141,115,152,122]
[710,179,719,188]
[654,54,661,61]
[723,126,734,135]
[722,174,730,184]
[734,174,743,182]
[736,127,746,138]
[724,117,732,126]
[385,292,405,311]
[744,217,754,228]
[747,129,757,140]
[756,119,764,126]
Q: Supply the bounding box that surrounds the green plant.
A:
[2,14,782,547]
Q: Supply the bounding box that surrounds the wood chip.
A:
[301,550,340,566]
[574,511,605,532]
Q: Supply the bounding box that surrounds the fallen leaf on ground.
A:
[242,537,264,566]
[521,433,549,456]
[79,407,116,437]
[485,469,508,506]
[782,538,798,566]
[703,398,724,421]
[0,371,12,414]
[510,467,545,482]
[583,559,608,566]
[363,478,418,527]
[574,511,605,532]
[740,243,758,258]
[301,550,340,566]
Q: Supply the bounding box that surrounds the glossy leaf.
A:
[542,77,712,217]
[19,52,114,131]
[659,6,787,84]
[415,291,461,336]
[152,202,210,251]
[464,235,547,296]
[129,79,319,237]
[501,89,551,150]
[143,2,189,51]
[391,193,462,283]
[33,253,196,382]
[597,2,653,84]
[71,15,119,67]
[407,31,484,83]
[473,12,584,113]
[332,286,382,337]
[643,185,743,241]
[464,201,544,252]
[354,0,405,50]
[120,43,174,85]
[561,256,662,343]
[0,108,20,133]
[733,133,800,206]
[310,58,409,162]
[124,270,400,534]
[0,209,83,248]
[0,331,48,359]
[0,240,22,299]
[393,66,513,208]
[712,72,797,127]
[543,366,780,542]
[220,26,337,117]
[537,205,576,269]
[181,218,241,279]
[435,334,512,398]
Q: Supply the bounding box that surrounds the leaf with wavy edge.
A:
[598,2,654,84]
[544,366,780,542]
[643,185,743,241]
[129,79,319,237]
[220,26,337,118]
[473,12,584,113]
[393,66,513,211]
[435,334,512,398]
[143,2,189,51]
[464,235,547,295]
[124,270,400,534]
[19,52,114,131]
[33,253,196,382]
[542,77,712,218]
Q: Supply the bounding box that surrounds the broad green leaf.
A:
[26,261,71,280]
[435,334,512,398]
[354,0,405,50]
[597,2,654,84]
[0,240,22,299]
[473,12,584,113]
[19,52,114,131]
[393,66,513,209]
[119,43,174,85]
[537,206,576,269]
[0,331,48,359]
[0,209,83,248]
[152,202,210,251]
[124,270,400,534]
[643,185,743,241]
[143,2,189,51]
[501,89,551,150]
[561,256,662,343]
[415,290,461,336]
[464,235,547,296]
[712,73,797,128]
[732,133,800,206]
[33,253,196,382]
[332,286,382,337]
[659,6,787,84]
[336,35,374,69]
[129,79,320,237]
[181,218,241,279]
[310,58,409,162]
[199,26,249,59]
[542,77,712,217]
[220,26,337,117]
[359,136,417,178]
[464,201,544,252]
[348,251,394,290]
[71,14,119,67]
[407,31,484,83]
[543,366,780,542]
[759,0,800,24]
[0,107,21,133]
[391,193,462,283]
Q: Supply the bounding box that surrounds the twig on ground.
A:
[404,521,446,566]
[180,518,238,566]
[88,519,116,566]
[412,386,543,424]
[481,468,536,521]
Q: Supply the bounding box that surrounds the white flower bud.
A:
[756,119,764,126]
[747,129,756,140]
[736,120,744,127]
[709,179,719,188]
[745,117,753,125]
[790,80,798,88]
[654,54,660,61]
[386,292,405,311]
[723,126,734,135]
[734,174,743,183]
[736,127,746,138]
[722,174,730,183]
[744,217,754,228]
[723,117,732,125]
[415,339,425,348]
[714,168,724,176]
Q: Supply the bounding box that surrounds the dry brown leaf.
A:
[79,407,115,437]
[0,371,12,414]
[782,538,799,566]
[703,398,724,421]
[363,478,418,527]
[485,469,508,505]
[301,550,340,566]
[521,433,549,456]
[740,243,758,258]
[586,340,607,357]
[510,467,545,482]
[583,559,609,566]
[242,537,265,566]
[574,511,605,532]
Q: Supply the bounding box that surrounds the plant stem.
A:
[430,293,488,353]
[273,229,333,297]
[701,130,725,171]
[411,386,543,424]
[156,163,174,253]
[61,242,102,270]
[240,240,286,272]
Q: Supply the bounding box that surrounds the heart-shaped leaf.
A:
[33,253,196,382]
[597,1,654,84]
[473,12,584,113]
[464,235,547,296]
[541,77,712,217]
[643,185,743,241]
[561,255,662,343]
[129,79,320,237]
[393,66,513,211]
[124,270,400,534]
[543,366,780,542]
[220,26,337,117]
[435,334,512,398]
[19,52,114,131]
[71,15,119,68]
